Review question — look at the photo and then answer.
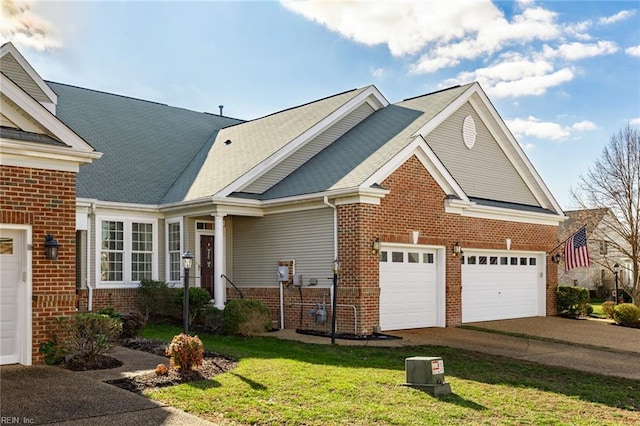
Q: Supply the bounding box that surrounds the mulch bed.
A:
[105,338,237,394]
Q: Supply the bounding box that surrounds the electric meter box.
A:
[404,356,451,395]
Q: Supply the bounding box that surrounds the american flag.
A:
[564,226,590,272]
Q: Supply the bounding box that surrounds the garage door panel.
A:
[462,251,543,323]
[380,247,438,331]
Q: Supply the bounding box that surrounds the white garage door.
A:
[462,251,544,323]
[379,246,438,331]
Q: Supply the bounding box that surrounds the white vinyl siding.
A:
[425,102,539,206]
[233,208,334,287]
[0,54,52,104]
[243,102,375,194]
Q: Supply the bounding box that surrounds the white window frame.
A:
[95,215,158,288]
[165,217,184,286]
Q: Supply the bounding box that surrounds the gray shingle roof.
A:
[48,82,242,204]
[184,87,371,201]
[257,84,472,199]
[0,126,66,147]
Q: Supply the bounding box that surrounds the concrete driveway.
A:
[274,316,640,380]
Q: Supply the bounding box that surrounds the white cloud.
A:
[445,54,574,98]
[571,120,597,131]
[626,45,640,56]
[543,41,618,60]
[506,116,596,140]
[371,67,385,79]
[631,117,640,126]
[281,0,503,57]
[0,0,61,50]
[598,10,636,25]
[507,116,570,140]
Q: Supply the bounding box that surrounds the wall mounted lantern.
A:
[452,242,462,257]
[371,237,380,255]
[552,253,562,263]
[45,234,60,260]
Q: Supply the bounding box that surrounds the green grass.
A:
[590,298,607,318]
[142,324,639,425]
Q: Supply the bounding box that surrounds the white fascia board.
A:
[214,85,390,198]
[466,92,564,214]
[0,43,57,106]
[445,197,565,226]
[361,136,469,201]
[1,138,101,164]
[1,74,99,155]
[91,200,162,217]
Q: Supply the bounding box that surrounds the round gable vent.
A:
[462,115,477,149]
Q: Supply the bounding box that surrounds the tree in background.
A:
[572,124,639,305]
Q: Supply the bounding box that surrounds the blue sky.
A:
[2,0,639,210]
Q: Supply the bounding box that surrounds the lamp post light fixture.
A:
[182,251,194,334]
[613,263,620,305]
[44,234,60,260]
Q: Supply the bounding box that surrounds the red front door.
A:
[200,235,214,297]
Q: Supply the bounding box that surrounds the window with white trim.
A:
[99,218,156,284]
[167,221,181,282]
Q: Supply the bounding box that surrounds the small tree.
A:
[571,124,639,305]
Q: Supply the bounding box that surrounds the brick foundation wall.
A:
[1,165,77,364]
[337,155,559,332]
[76,288,139,313]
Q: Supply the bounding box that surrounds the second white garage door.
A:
[462,251,545,323]
[379,246,440,331]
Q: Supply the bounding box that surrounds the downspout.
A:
[323,196,338,324]
[87,202,96,311]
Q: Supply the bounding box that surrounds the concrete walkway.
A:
[1,316,638,425]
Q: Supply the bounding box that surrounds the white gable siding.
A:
[1,112,17,128]
[0,54,51,105]
[232,208,334,287]
[242,102,376,194]
[425,102,539,206]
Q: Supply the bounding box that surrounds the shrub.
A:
[195,306,224,333]
[97,306,122,320]
[135,278,172,322]
[557,286,590,318]
[612,303,640,325]
[120,311,147,338]
[174,287,212,326]
[55,313,122,359]
[39,340,64,365]
[222,299,272,336]
[166,334,204,371]
[602,301,616,319]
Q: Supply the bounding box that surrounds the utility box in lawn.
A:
[404,356,452,395]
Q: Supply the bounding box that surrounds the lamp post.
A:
[613,263,620,305]
[331,259,340,345]
[182,251,194,334]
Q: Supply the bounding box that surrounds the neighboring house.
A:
[1,42,566,365]
[558,209,633,296]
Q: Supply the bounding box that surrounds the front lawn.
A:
[142,324,639,425]
[590,298,607,319]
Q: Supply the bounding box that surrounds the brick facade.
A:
[76,288,139,313]
[337,155,558,331]
[1,165,78,364]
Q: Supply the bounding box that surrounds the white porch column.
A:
[213,214,226,309]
